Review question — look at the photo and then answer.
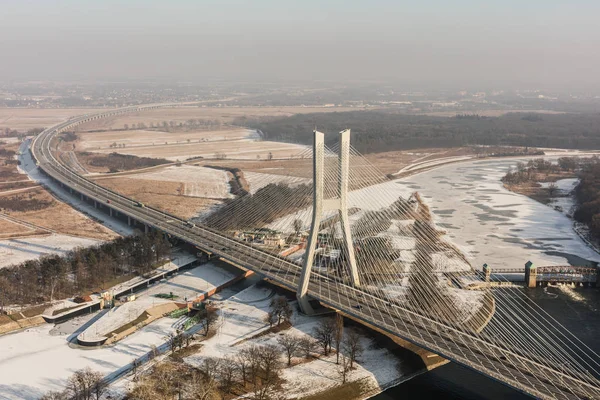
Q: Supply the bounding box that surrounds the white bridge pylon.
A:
[297,129,359,314]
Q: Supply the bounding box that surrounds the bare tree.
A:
[342,330,363,368]
[299,336,315,359]
[200,307,220,336]
[236,351,250,384]
[65,367,104,400]
[338,355,352,384]
[40,391,67,400]
[277,334,301,366]
[333,313,344,364]
[313,318,336,355]
[264,310,277,328]
[199,357,221,383]
[268,296,293,327]
[168,327,184,353]
[548,182,558,197]
[218,356,238,393]
[293,218,303,236]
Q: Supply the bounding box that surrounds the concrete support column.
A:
[297,130,324,315]
[338,129,359,287]
[69,188,73,194]
[80,193,84,201]
[525,261,537,288]
[145,224,149,234]
[483,263,491,283]
[94,200,97,209]
[109,208,113,217]
[128,216,132,226]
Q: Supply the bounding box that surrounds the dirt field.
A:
[91,176,220,220]
[74,106,358,132]
[76,128,253,151]
[90,139,307,161]
[0,217,37,239]
[3,188,117,240]
[0,108,107,131]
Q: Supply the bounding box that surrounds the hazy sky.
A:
[1,0,599,90]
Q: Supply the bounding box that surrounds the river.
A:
[376,157,600,399]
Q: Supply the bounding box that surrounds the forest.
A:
[0,232,171,308]
[574,160,600,237]
[502,156,600,238]
[237,111,600,153]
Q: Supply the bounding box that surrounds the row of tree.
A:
[82,151,170,173]
[122,119,224,132]
[237,111,600,153]
[0,232,171,308]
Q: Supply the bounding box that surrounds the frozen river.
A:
[395,157,600,270]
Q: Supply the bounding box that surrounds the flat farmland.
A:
[92,176,220,219]
[74,106,358,132]
[2,188,117,241]
[90,139,307,161]
[0,108,107,131]
[76,128,254,151]
[122,165,232,199]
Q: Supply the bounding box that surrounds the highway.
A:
[30,104,600,400]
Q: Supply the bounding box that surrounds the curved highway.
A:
[30,104,600,400]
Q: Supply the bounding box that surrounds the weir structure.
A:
[296,129,359,314]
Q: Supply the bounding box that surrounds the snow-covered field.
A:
[77,128,255,150]
[0,317,177,400]
[183,285,406,399]
[79,262,236,342]
[0,261,237,399]
[0,235,99,269]
[125,165,232,199]
[88,129,308,161]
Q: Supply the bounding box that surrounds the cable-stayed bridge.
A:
[30,104,600,399]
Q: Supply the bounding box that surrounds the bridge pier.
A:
[127,216,131,226]
[109,208,113,217]
[483,263,491,283]
[80,193,84,201]
[94,200,97,209]
[297,129,359,315]
[524,261,537,288]
[145,224,149,234]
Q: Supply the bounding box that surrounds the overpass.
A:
[30,104,600,399]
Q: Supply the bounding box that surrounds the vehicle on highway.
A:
[106,199,111,204]
[352,304,363,310]
[186,221,196,228]
[134,201,145,207]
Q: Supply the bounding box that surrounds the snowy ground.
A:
[124,165,233,199]
[0,261,237,399]
[181,284,406,400]
[0,317,178,400]
[0,235,99,269]
[79,262,236,342]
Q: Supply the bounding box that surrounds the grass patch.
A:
[107,311,151,337]
[170,344,203,362]
[155,293,179,300]
[14,303,51,319]
[298,379,370,400]
[51,304,83,316]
